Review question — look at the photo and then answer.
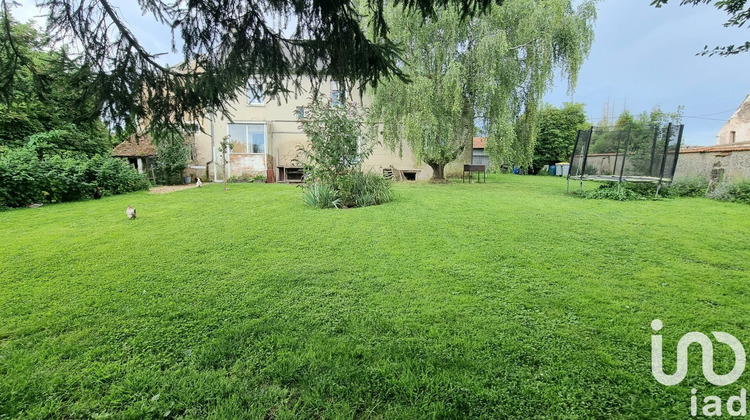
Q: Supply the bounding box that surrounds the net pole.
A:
[656,123,673,196]
[567,129,583,193]
[649,127,659,177]
[667,125,684,186]
[617,125,632,193]
[612,130,622,177]
[579,126,593,193]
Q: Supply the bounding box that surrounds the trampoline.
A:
[566,123,684,196]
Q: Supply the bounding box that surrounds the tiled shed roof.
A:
[473,137,486,149]
[112,135,158,157]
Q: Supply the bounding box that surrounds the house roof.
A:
[473,137,486,149]
[112,135,158,157]
[680,141,750,154]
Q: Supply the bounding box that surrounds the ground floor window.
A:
[228,123,265,154]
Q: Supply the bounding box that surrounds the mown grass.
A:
[1,175,749,418]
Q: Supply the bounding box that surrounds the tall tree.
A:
[1,0,508,136]
[532,102,588,171]
[651,0,750,55]
[0,14,109,150]
[368,0,596,181]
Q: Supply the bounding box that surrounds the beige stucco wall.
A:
[188,78,472,182]
[717,95,750,145]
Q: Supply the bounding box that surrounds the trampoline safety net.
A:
[568,123,684,189]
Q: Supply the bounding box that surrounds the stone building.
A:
[717,94,750,145]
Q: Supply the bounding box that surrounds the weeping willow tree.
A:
[368,0,596,181]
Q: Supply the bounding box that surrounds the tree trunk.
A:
[428,162,447,183]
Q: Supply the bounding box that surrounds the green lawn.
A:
[1,175,749,419]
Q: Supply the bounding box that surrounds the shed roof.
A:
[473,137,486,149]
[112,135,158,157]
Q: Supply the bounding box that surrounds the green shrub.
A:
[0,147,46,207]
[153,135,191,185]
[669,176,709,197]
[85,155,151,195]
[576,181,678,201]
[335,170,394,208]
[708,181,750,204]
[581,185,645,201]
[0,107,44,147]
[302,183,342,209]
[42,155,91,203]
[296,100,391,208]
[0,146,149,207]
[27,126,111,158]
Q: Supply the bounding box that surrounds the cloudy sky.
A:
[12,1,750,146]
[544,1,750,146]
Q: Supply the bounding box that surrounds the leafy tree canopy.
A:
[2,0,510,136]
[589,106,683,154]
[532,102,588,170]
[369,0,596,181]
[0,13,111,150]
[651,0,750,55]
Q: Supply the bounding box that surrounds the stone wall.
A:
[674,145,750,182]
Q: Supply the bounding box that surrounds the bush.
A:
[302,183,342,209]
[153,135,191,185]
[86,155,151,195]
[297,99,393,208]
[577,181,667,201]
[0,145,149,207]
[581,185,646,201]
[708,181,750,204]
[669,176,709,197]
[0,147,47,207]
[42,155,91,203]
[27,126,111,158]
[335,170,394,208]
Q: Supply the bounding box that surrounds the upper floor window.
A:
[247,79,264,105]
[730,131,736,143]
[295,106,306,120]
[331,81,345,106]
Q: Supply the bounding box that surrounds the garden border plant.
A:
[297,97,393,209]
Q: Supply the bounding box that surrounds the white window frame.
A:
[331,80,345,106]
[247,79,264,106]
[295,106,306,120]
[226,122,267,155]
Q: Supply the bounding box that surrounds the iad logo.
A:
[651,319,746,386]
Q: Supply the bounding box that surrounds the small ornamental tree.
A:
[297,98,374,185]
[297,98,392,208]
[153,129,192,185]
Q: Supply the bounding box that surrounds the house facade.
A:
[717,94,750,145]
[185,78,471,182]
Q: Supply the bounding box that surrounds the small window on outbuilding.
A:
[730,131,736,143]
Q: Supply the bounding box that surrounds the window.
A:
[228,123,265,154]
[247,80,264,105]
[295,106,306,120]
[730,131,736,143]
[331,81,345,106]
[184,123,200,133]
